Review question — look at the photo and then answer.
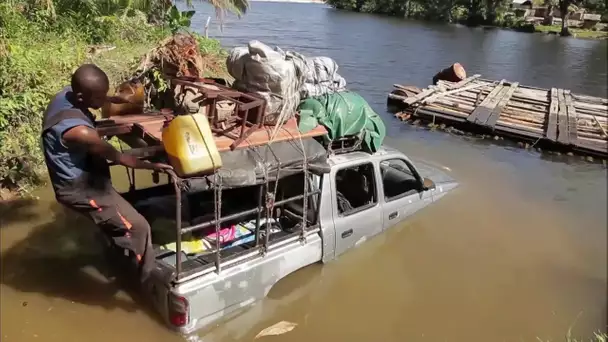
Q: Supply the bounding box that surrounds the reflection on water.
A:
[1,3,606,342]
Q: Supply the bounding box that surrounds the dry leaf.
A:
[255,321,297,339]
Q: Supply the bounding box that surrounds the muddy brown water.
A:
[1,3,607,342]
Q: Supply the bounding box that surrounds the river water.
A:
[1,3,606,342]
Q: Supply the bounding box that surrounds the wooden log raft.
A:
[387,72,608,160]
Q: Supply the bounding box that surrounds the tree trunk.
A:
[446,0,454,22]
[355,0,364,12]
[467,0,485,26]
[559,0,572,36]
[543,4,554,25]
[560,12,571,35]
[485,0,497,25]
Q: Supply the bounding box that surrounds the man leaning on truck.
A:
[40,63,172,286]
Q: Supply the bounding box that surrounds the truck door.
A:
[331,161,383,258]
[378,158,433,230]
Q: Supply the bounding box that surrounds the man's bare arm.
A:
[63,125,172,171]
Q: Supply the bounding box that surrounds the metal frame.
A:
[171,77,267,150]
[164,167,319,281]
[100,128,319,282]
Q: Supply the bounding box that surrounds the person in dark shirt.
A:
[41,64,172,285]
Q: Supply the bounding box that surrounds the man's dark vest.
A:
[41,108,111,197]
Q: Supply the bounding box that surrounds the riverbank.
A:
[251,0,325,3]
[479,21,608,39]
[0,4,227,197]
[471,22,608,40]
[325,1,608,40]
[533,24,608,39]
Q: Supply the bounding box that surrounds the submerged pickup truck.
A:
[111,144,458,335]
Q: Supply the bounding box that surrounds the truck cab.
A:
[321,147,456,260]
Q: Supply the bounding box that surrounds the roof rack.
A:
[327,135,364,155]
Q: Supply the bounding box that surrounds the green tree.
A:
[544,0,581,36]
[485,0,509,25]
[462,0,485,25]
[165,4,195,33]
[581,0,607,16]
[12,0,248,22]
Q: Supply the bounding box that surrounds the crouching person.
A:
[41,64,172,285]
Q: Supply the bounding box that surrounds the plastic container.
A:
[101,79,145,118]
[161,113,223,177]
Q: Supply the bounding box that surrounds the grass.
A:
[534,24,608,39]
[0,5,227,195]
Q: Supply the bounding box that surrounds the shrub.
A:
[0,4,164,192]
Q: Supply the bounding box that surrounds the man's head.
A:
[70,64,110,109]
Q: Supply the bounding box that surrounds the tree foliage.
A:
[0,1,232,193]
[326,0,607,27]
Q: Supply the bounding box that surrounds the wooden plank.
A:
[485,82,519,128]
[572,102,608,118]
[431,99,475,112]
[427,104,470,117]
[403,88,436,106]
[498,123,543,135]
[592,116,608,137]
[388,93,409,102]
[423,82,490,105]
[478,87,512,125]
[557,89,570,145]
[507,101,554,115]
[478,78,547,92]
[575,138,608,154]
[124,116,328,152]
[571,93,608,105]
[545,88,559,141]
[572,100,608,112]
[574,107,608,120]
[430,84,449,92]
[467,80,506,124]
[406,77,490,106]
[454,89,550,109]
[494,124,543,139]
[448,74,482,89]
[415,109,467,123]
[565,90,578,144]
[393,84,419,91]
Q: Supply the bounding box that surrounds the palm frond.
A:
[25,0,249,22]
[204,0,249,16]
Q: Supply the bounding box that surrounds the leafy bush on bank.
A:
[0,4,225,193]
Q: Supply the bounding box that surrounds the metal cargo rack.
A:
[96,76,332,282]
[110,144,323,282]
[161,162,322,282]
[327,135,364,155]
[98,124,327,284]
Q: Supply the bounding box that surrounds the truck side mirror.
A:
[420,177,436,191]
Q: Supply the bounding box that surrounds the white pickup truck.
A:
[109,144,457,336]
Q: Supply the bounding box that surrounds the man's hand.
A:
[149,162,173,171]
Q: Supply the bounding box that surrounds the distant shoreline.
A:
[250,0,326,3]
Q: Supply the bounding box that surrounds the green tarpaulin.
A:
[297,91,386,153]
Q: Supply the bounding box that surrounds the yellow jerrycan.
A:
[162,113,223,177]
